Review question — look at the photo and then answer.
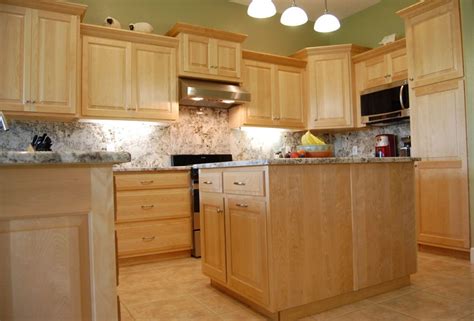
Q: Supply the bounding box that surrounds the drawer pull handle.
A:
[236,203,248,208]
[216,208,224,214]
[141,205,154,210]
[233,181,246,186]
[203,181,213,185]
[142,236,155,242]
[140,180,154,185]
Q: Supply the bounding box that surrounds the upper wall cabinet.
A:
[81,25,179,121]
[353,39,407,91]
[166,23,247,83]
[352,39,407,127]
[293,45,368,130]
[0,2,85,118]
[397,0,463,88]
[229,51,306,129]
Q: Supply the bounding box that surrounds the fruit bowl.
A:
[297,144,334,158]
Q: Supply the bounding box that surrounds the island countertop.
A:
[193,157,420,169]
[0,151,131,166]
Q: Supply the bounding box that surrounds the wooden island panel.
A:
[199,161,417,321]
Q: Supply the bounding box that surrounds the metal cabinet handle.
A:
[203,181,213,185]
[142,236,155,242]
[140,180,154,185]
[236,203,248,208]
[233,181,246,186]
[409,77,414,81]
[216,208,224,214]
[25,100,31,104]
[31,100,36,104]
[141,205,154,210]
[399,84,406,110]
[272,116,280,120]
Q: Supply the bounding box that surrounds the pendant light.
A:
[280,0,308,26]
[247,0,277,19]
[314,0,340,33]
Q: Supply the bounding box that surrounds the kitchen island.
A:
[197,157,418,321]
[0,151,130,321]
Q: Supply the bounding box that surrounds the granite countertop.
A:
[194,157,421,169]
[113,165,192,172]
[0,151,131,166]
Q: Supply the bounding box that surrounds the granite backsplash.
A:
[0,106,409,168]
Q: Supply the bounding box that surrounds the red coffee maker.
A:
[375,134,397,157]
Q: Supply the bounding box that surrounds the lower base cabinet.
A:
[199,163,417,319]
[114,171,192,264]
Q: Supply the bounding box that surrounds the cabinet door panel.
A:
[226,197,268,305]
[182,34,211,75]
[0,4,30,111]
[242,60,274,126]
[215,39,240,79]
[405,0,463,87]
[200,193,226,283]
[309,53,352,128]
[132,43,178,120]
[364,55,387,88]
[30,10,78,114]
[416,161,470,249]
[410,79,466,159]
[0,215,92,321]
[275,65,305,128]
[82,36,131,117]
[388,48,408,82]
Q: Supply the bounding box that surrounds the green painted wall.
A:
[327,0,417,47]
[460,0,474,246]
[76,0,330,55]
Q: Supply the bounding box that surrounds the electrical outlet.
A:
[351,146,358,156]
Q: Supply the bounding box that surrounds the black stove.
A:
[171,154,232,257]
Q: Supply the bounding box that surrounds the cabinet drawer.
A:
[116,188,191,222]
[199,171,223,193]
[115,172,189,191]
[223,170,265,196]
[116,218,192,257]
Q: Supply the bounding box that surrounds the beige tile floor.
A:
[118,252,474,321]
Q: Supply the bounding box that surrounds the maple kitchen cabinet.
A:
[81,24,179,121]
[352,39,408,127]
[0,151,130,321]
[199,160,416,321]
[398,0,463,89]
[166,23,247,83]
[398,0,470,253]
[229,50,306,129]
[293,44,368,130]
[114,170,192,265]
[0,1,85,118]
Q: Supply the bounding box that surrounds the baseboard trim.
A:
[418,243,470,260]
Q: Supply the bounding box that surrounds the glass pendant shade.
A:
[280,1,308,26]
[314,12,340,32]
[247,0,277,19]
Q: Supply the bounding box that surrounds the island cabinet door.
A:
[200,193,227,284]
[225,197,269,306]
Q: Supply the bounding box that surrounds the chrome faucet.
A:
[0,111,9,131]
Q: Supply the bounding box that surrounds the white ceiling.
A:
[229,0,381,21]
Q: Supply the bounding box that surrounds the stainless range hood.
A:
[179,78,251,108]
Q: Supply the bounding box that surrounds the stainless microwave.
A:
[360,80,409,125]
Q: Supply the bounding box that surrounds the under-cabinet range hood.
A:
[179,78,251,108]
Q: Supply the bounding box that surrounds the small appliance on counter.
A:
[375,134,397,157]
[400,136,411,157]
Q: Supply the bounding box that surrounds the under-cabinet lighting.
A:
[191,97,204,101]
[222,99,235,104]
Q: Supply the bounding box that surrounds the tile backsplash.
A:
[0,106,409,168]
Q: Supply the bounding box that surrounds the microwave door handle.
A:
[399,84,406,109]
